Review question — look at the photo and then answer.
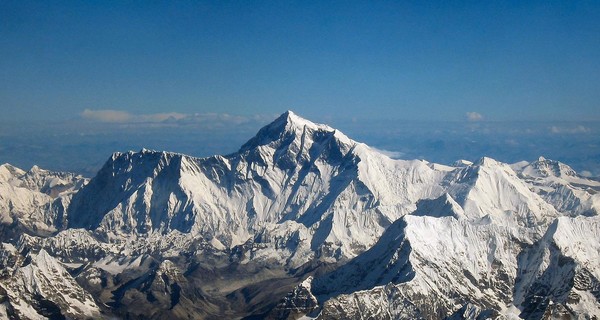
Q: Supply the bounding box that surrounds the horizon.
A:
[1,110,599,178]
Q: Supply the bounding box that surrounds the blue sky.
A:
[1,1,599,122]
[1,1,599,177]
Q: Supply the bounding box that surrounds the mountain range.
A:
[1,111,599,319]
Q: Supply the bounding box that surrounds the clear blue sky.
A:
[1,1,599,122]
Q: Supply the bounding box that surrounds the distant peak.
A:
[0,163,22,172]
[282,110,297,118]
[26,165,49,175]
[476,156,500,167]
[529,156,577,177]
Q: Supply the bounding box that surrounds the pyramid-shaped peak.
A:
[239,111,353,153]
[411,193,465,219]
[30,248,62,271]
[0,163,26,178]
[273,110,335,132]
[282,109,297,118]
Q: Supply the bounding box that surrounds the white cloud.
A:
[550,125,591,134]
[580,170,593,178]
[139,112,188,122]
[82,109,190,123]
[80,109,274,126]
[370,146,404,159]
[466,112,483,122]
[81,109,132,123]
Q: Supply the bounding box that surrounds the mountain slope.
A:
[444,157,559,228]
[66,111,445,264]
[1,111,598,319]
[0,247,102,319]
[512,157,600,216]
[0,164,86,239]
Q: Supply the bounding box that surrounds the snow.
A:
[513,157,600,216]
[3,111,600,319]
[552,216,600,277]
[1,249,101,319]
[0,163,86,234]
[93,256,133,274]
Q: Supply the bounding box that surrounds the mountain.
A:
[311,213,600,319]
[512,157,600,216]
[0,164,87,240]
[0,111,599,319]
[0,245,102,319]
[66,110,445,265]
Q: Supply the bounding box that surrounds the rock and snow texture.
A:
[0,111,599,319]
[0,248,101,319]
[514,216,600,319]
[512,157,600,216]
[66,110,446,265]
[0,163,86,237]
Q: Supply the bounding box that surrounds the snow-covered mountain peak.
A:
[28,248,60,271]
[509,157,600,217]
[66,149,205,232]
[525,156,577,178]
[3,113,600,319]
[445,157,559,227]
[281,110,335,132]
[0,164,87,236]
[0,163,23,173]
[475,156,502,167]
[238,111,355,156]
[1,248,102,319]
[0,162,85,195]
[0,163,25,183]
[112,148,190,162]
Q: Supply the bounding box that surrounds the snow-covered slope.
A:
[0,164,86,238]
[512,157,600,216]
[444,157,559,228]
[310,213,599,319]
[0,247,102,319]
[66,111,445,265]
[514,216,600,319]
[1,111,598,319]
[312,212,524,319]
